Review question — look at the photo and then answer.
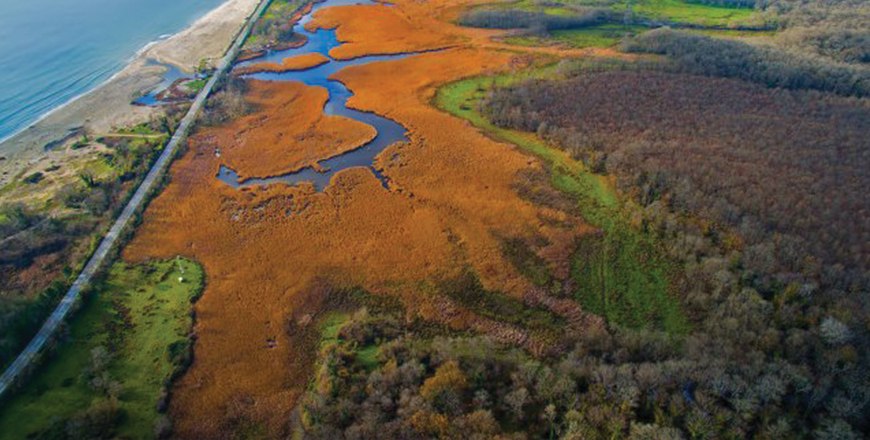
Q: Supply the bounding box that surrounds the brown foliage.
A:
[124,43,591,440]
[305,2,462,59]
[207,80,376,180]
[234,53,330,75]
[485,70,870,280]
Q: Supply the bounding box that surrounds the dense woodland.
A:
[466,44,869,440]
[484,69,870,281]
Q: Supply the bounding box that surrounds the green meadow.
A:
[0,258,203,440]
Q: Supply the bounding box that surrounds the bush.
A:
[57,183,89,209]
[23,172,44,184]
[199,76,254,127]
[0,203,39,239]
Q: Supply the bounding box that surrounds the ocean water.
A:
[0,0,229,144]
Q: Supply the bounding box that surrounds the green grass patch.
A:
[434,72,689,334]
[186,79,207,93]
[83,157,115,179]
[355,345,380,370]
[116,122,160,137]
[507,24,646,48]
[619,0,754,26]
[483,0,756,26]
[318,312,351,349]
[553,24,647,47]
[0,258,204,440]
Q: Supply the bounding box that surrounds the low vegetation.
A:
[436,73,689,334]
[243,0,313,53]
[0,112,182,372]
[457,8,616,31]
[0,258,203,440]
[471,0,758,27]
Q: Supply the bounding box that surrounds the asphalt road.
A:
[0,0,272,398]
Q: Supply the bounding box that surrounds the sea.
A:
[0,0,229,144]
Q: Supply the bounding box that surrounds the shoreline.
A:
[0,0,262,187]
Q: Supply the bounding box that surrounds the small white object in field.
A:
[178,277,185,283]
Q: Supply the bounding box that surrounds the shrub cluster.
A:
[622,28,870,97]
[782,28,870,64]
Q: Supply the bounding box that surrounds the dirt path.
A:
[96,133,166,139]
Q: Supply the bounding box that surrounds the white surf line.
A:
[0,0,275,398]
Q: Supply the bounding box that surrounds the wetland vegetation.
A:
[2,0,869,437]
[293,0,870,438]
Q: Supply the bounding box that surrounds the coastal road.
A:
[0,0,273,398]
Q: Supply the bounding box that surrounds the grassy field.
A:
[486,0,756,26]
[0,258,204,440]
[434,72,688,333]
[620,0,755,26]
[507,24,646,48]
[317,311,381,371]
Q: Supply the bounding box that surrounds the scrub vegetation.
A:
[0,258,203,440]
[242,0,314,55]
[623,28,870,97]
[0,108,185,372]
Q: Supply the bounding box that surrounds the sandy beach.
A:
[0,0,261,187]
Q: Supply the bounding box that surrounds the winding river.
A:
[218,0,417,191]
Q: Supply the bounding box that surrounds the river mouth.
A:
[133,60,191,106]
[216,0,417,191]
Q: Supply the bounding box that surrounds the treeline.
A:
[762,0,870,30]
[622,28,870,97]
[457,8,616,31]
[782,28,870,64]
